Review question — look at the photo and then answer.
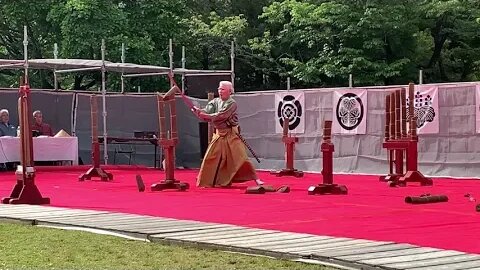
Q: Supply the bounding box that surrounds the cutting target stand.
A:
[380,83,433,187]
[270,117,304,178]
[148,88,189,192]
[79,95,113,181]
[3,77,50,204]
[308,120,348,195]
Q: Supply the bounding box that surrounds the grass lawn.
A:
[0,222,339,270]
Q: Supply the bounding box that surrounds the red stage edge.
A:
[79,95,113,182]
[308,121,347,195]
[2,80,50,205]
[270,117,304,178]
[150,92,189,192]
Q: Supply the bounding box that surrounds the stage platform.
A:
[1,166,480,269]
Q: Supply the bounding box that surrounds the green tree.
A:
[1,0,479,92]
[0,0,188,92]
[0,0,58,88]
[180,0,276,92]
[418,0,480,82]
[252,0,422,87]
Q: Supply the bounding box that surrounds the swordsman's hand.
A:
[191,106,200,116]
[198,111,212,121]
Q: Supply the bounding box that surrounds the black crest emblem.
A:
[406,91,435,128]
[335,93,364,130]
[277,95,302,130]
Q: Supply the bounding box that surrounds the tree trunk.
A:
[74,75,85,90]
[427,18,448,69]
[438,57,449,82]
[201,46,209,70]
[460,61,470,81]
[383,34,394,85]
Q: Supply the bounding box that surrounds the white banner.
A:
[332,89,368,134]
[275,91,305,134]
[476,84,480,133]
[411,85,439,134]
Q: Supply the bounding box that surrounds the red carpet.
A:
[1,167,480,254]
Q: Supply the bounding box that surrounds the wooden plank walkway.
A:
[0,204,479,270]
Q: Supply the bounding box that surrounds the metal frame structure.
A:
[119,38,235,93]
[0,30,235,165]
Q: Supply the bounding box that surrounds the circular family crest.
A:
[277,95,303,130]
[335,93,364,130]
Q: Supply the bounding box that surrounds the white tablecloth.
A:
[0,137,78,165]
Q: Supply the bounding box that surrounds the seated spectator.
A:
[0,109,17,171]
[0,109,17,137]
[32,110,53,136]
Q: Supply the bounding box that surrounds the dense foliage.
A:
[0,0,479,92]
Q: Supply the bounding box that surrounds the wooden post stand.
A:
[380,83,433,187]
[308,121,347,195]
[151,92,189,191]
[79,95,113,181]
[2,79,50,204]
[379,88,405,183]
[270,117,304,177]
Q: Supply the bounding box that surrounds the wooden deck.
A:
[1,204,479,270]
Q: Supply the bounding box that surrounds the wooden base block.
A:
[399,170,433,186]
[270,169,304,178]
[79,167,113,182]
[384,171,433,187]
[136,175,146,192]
[245,185,291,194]
[2,181,50,205]
[379,174,401,182]
[151,179,189,192]
[308,184,348,195]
